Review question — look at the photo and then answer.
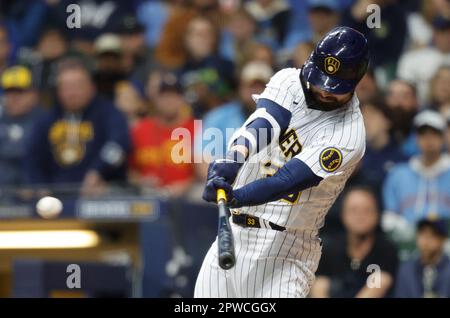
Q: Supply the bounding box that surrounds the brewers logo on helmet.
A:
[302,26,369,94]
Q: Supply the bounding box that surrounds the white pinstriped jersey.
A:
[231,67,366,234]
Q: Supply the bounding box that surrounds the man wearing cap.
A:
[398,15,450,104]
[383,111,450,228]
[395,217,450,298]
[195,61,274,179]
[93,33,127,101]
[0,66,43,191]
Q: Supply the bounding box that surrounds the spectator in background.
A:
[383,111,450,229]
[153,0,222,70]
[311,187,398,298]
[360,97,407,196]
[136,0,171,48]
[404,0,433,51]
[25,58,130,196]
[244,42,275,69]
[0,0,48,49]
[0,66,43,190]
[115,80,149,128]
[33,26,68,82]
[19,26,69,107]
[307,0,341,45]
[93,33,127,101]
[355,69,379,105]
[118,15,155,84]
[397,15,450,105]
[289,41,314,68]
[283,0,312,49]
[429,66,450,111]
[129,72,195,198]
[244,0,292,50]
[179,16,234,117]
[220,8,258,69]
[385,79,419,157]
[395,218,450,298]
[342,0,407,83]
[152,2,196,70]
[405,0,450,50]
[385,79,419,118]
[191,0,223,23]
[245,0,307,52]
[195,61,274,180]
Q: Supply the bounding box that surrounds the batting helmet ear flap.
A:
[302,26,370,95]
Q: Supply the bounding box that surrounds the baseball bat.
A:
[216,189,236,270]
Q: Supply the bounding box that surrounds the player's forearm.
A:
[232,159,322,207]
[230,117,273,162]
[228,98,292,160]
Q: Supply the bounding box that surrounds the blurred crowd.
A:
[1,0,450,298]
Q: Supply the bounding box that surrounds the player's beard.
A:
[300,73,352,111]
[310,91,351,111]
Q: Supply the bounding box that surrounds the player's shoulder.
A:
[269,67,301,84]
[259,67,303,109]
[327,97,366,151]
[332,95,364,129]
[344,96,364,124]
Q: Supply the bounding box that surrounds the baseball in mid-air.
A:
[36,196,63,219]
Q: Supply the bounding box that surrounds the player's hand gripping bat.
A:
[216,189,236,270]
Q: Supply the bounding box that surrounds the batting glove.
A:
[202,177,239,205]
[206,158,241,185]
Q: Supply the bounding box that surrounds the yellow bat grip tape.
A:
[217,189,227,203]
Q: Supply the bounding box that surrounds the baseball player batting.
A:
[195,26,369,298]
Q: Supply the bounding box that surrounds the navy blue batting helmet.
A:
[302,26,369,95]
